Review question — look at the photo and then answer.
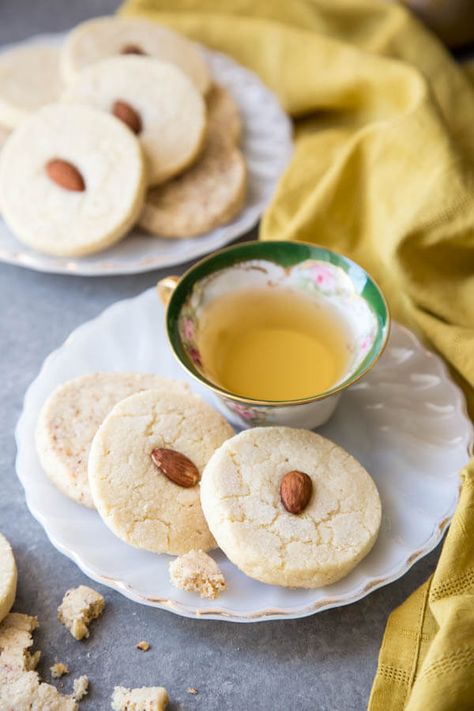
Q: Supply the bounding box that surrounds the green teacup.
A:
[158,241,390,429]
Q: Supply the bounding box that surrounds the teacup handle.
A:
[156,275,180,306]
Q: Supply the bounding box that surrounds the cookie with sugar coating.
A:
[36,372,189,509]
[88,389,234,555]
[207,83,242,145]
[200,427,382,588]
[61,15,211,95]
[0,45,62,129]
[139,82,246,238]
[62,56,206,186]
[0,103,145,257]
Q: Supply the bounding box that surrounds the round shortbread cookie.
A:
[139,128,247,238]
[201,427,382,588]
[61,15,211,95]
[36,373,189,509]
[207,84,242,145]
[0,103,145,257]
[0,533,17,623]
[62,56,206,186]
[0,45,62,129]
[88,389,234,555]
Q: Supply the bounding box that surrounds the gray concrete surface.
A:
[0,2,443,709]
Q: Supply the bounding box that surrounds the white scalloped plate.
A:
[15,288,473,621]
[0,34,292,276]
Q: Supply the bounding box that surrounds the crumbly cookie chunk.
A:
[112,685,168,711]
[136,641,150,651]
[36,372,189,508]
[88,389,234,555]
[0,669,79,711]
[61,15,211,94]
[0,614,83,710]
[62,56,206,186]
[207,84,242,145]
[0,613,40,672]
[0,533,17,623]
[0,45,62,129]
[57,585,105,641]
[139,129,247,239]
[169,550,226,599]
[201,427,382,588]
[51,662,69,678]
[0,103,145,257]
[72,675,89,701]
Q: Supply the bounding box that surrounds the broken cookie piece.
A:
[169,550,226,600]
[0,615,82,710]
[112,685,169,711]
[57,585,105,640]
[0,669,79,710]
[73,674,89,701]
[0,612,41,671]
[51,661,69,678]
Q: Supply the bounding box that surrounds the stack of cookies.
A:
[0,17,247,257]
[36,372,382,595]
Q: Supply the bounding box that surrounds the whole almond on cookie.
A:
[151,448,200,488]
[112,100,142,134]
[280,470,313,514]
[46,159,85,191]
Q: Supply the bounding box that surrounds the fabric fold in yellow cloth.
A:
[120,1,473,708]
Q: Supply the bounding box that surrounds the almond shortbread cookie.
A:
[0,103,145,257]
[139,129,247,238]
[169,550,226,599]
[0,533,17,623]
[89,389,234,555]
[112,685,168,711]
[57,585,105,641]
[61,15,211,94]
[0,44,62,128]
[62,56,206,186]
[201,427,382,588]
[36,373,188,508]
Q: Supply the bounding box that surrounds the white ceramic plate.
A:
[15,288,473,621]
[0,34,292,276]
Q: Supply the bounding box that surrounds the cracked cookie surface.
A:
[36,372,189,509]
[89,389,234,555]
[200,427,382,588]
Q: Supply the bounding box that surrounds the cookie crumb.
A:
[169,550,226,599]
[51,662,69,678]
[57,585,105,640]
[73,674,89,701]
[112,685,168,710]
[187,687,199,695]
[136,640,150,651]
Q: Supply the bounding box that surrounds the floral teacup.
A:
[158,241,390,430]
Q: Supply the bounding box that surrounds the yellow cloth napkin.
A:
[121,1,474,708]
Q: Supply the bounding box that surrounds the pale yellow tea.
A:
[198,287,353,401]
